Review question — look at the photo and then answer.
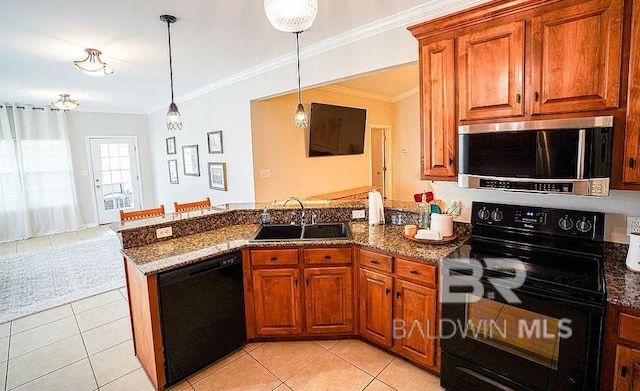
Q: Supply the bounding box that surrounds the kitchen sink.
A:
[250,223,351,242]
[302,223,350,239]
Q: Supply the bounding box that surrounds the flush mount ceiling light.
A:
[264,0,318,33]
[264,0,318,128]
[73,48,114,77]
[160,14,182,131]
[52,94,79,110]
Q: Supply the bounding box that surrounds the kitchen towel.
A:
[368,190,385,225]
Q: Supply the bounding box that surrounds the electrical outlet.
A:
[401,147,409,153]
[352,209,366,219]
[627,216,640,235]
[260,169,271,179]
[156,227,173,239]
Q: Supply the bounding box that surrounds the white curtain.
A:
[0,106,83,242]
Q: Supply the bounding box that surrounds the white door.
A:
[371,127,388,198]
[88,137,142,224]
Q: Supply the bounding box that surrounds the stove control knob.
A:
[477,209,490,221]
[558,216,574,230]
[576,219,592,233]
[491,210,503,222]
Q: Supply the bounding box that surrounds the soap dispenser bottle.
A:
[418,191,430,229]
[261,207,271,225]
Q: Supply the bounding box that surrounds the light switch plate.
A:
[156,227,173,239]
[352,210,366,219]
[260,169,271,179]
[627,216,640,235]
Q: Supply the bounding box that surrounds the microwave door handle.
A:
[577,129,586,179]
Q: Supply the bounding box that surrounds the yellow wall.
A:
[251,89,393,202]
[391,93,432,201]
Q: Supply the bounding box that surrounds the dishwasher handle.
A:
[158,251,242,287]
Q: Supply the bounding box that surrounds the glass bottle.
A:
[261,207,271,225]
[418,192,430,229]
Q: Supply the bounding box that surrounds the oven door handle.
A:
[457,367,517,391]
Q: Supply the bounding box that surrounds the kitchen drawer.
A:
[303,247,352,265]
[359,249,392,273]
[250,249,299,266]
[619,313,640,344]
[395,258,436,287]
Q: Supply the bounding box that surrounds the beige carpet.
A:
[0,235,125,323]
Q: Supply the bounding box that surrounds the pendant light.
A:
[74,49,115,77]
[264,0,318,127]
[52,94,79,110]
[160,14,182,131]
[264,0,318,33]
[293,32,307,128]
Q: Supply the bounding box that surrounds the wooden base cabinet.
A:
[614,345,640,390]
[304,266,353,334]
[359,268,394,347]
[394,279,437,368]
[357,249,440,373]
[252,268,302,336]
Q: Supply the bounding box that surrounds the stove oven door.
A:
[439,276,604,391]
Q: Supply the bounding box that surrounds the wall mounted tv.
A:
[308,103,367,157]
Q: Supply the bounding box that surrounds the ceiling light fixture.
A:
[160,14,182,131]
[264,0,318,33]
[52,94,79,110]
[73,49,114,77]
[264,0,318,128]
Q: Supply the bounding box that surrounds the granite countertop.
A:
[604,244,640,310]
[122,221,469,275]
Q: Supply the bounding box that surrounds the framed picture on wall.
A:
[208,162,227,191]
[168,159,179,184]
[182,145,200,176]
[166,137,176,155]
[207,131,223,154]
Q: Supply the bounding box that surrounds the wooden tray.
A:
[403,232,457,244]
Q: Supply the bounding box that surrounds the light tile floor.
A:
[0,226,116,256]
[0,288,443,391]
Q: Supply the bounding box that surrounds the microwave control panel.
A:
[479,179,574,193]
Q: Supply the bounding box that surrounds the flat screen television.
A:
[308,103,367,157]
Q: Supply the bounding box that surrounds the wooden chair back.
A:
[119,205,165,223]
[174,197,211,214]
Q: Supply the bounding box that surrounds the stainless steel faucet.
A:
[283,197,305,226]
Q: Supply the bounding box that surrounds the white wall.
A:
[66,111,154,225]
[148,26,418,212]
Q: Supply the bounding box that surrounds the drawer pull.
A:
[396,291,401,299]
[410,270,420,275]
[385,288,390,295]
[269,256,278,261]
[324,255,332,260]
[369,259,380,264]
[515,93,521,103]
[630,158,636,168]
[622,365,628,377]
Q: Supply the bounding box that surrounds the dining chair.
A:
[119,205,165,222]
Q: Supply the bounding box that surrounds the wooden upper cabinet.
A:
[420,38,456,179]
[624,0,640,184]
[530,0,623,115]
[457,21,525,120]
[304,267,353,334]
[252,268,302,336]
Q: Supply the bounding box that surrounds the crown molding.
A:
[145,0,489,114]
[318,85,393,103]
[391,87,419,103]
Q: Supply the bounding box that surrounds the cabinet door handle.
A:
[516,93,521,103]
[369,259,380,264]
[622,365,628,377]
[324,255,332,260]
[385,288,390,296]
[448,157,453,166]
[534,91,539,101]
[396,291,401,299]
[306,279,309,286]
[630,158,636,168]
[269,256,278,261]
[410,270,420,275]
[294,279,298,287]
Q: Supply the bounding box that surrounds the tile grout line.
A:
[71,302,100,390]
[10,312,75,337]
[3,322,12,391]
[186,349,247,388]
[7,320,80,361]
[373,358,399,391]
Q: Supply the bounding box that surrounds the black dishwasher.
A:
[158,250,246,386]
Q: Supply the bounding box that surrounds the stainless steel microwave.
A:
[458,116,613,196]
